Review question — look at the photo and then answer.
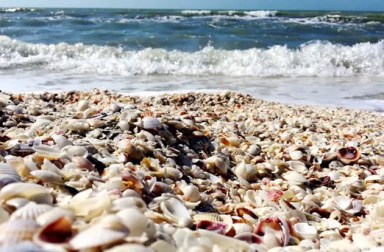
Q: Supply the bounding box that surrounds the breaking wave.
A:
[0,36,383,77]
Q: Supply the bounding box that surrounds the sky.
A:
[0,0,383,11]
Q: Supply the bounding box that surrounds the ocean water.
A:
[0,8,383,110]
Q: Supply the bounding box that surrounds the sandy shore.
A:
[0,89,384,251]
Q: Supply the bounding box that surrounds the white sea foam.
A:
[181,10,212,15]
[0,36,383,77]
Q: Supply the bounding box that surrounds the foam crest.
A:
[0,36,383,77]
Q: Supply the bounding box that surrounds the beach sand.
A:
[0,89,384,251]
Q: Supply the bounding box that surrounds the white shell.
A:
[293,222,317,240]
[282,171,307,184]
[334,195,352,210]
[61,145,88,158]
[0,219,39,246]
[77,100,90,111]
[160,197,192,227]
[36,208,75,226]
[10,202,53,221]
[52,135,72,149]
[105,244,153,252]
[180,184,200,202]
[0,183,53,204]
[117,208,156,243]
[204,154,230,175]
[142,117,162,130]
[32,145,61,160]
[233,161,258,182]
[31,170,63,184]
[111,197,147,212]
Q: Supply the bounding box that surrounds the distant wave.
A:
[0,36,383,77]
[0,8,37,13]
[181,9,277,18]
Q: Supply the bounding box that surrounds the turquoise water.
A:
[0,8,383,110]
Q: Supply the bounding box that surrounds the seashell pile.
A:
[0,89,384,251]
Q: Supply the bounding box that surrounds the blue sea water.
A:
[0,8,384,110]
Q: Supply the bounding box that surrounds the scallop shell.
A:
[0,219,39,245]
[0,183,53,204]
[0,241,43,252]
[159,197,192,227]
[293,223,317,240]
[0,163,21,189]
[10,202,53,221]
[337,146,360,164]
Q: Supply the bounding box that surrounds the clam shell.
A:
[247,144,261,156]
[51,135,72,149]
[282,171,307,185]
[36,208,75,226]
[204,154,230,175]
[117,208,156,243]
[111,197,147,212]
[31,170,63,184]
[0,183,53,204]
[180,184,200,202]
[10,202,53,221]
[0,206,9,224]
[142,117,162,130]
[0,219,39,245]
[69,218,128,250]
[77,100,90,111]
[293,222,317,240]
[32,145,61,160]
[33,216,73,251]
[150,240,177,252]
[337,146,360,164]
[71,156,95,171]
[67,190,111,221]
[0,163,21,189]
[65,119,90,132]
[233,161,258,182]
[61,145,88,158]
[160,197,192,227]
[105,244,153,252]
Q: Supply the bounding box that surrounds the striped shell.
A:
[10,202,53,221]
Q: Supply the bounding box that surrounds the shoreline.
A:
[0,90,384,251]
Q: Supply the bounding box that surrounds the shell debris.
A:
[0,90,382,250]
